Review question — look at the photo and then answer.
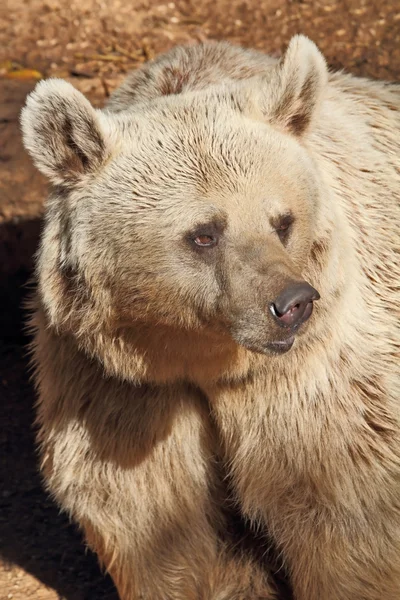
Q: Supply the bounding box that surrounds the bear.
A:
[21,34,400,600]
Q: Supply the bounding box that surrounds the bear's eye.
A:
[273,214,294,244]
[193,234,218,248]
[186,217,226,253]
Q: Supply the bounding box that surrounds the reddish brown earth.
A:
[0,1,399,598]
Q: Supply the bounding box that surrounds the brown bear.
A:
[21,35,400,600]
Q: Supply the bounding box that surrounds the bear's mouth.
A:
[230,326,299,357]
[237,334,297,356]
[265,335,295,355]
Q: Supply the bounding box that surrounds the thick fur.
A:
[22,35,400,600]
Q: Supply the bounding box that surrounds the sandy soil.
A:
[0,0,399,598]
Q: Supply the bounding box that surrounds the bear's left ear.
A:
[259,35,328,136]
[21,79,115,186]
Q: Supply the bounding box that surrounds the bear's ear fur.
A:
[21,79,114,186]
[260,35,328,136]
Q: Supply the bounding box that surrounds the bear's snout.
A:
[269,282,320,329]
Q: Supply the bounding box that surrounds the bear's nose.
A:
[270,282,320,328]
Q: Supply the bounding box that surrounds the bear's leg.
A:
[269,507,400,600]
[79,470,277,599]
[43,395,276,600]
[34,323,277,600]
[207,383,400,600]
[84,518,276,600]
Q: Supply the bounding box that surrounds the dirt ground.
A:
[0,0,399,598]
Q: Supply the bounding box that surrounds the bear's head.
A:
[22,36,331,383]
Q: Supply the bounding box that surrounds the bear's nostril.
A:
[270,282,319,328]
[272,302,306,326]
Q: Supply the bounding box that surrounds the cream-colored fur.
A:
[22,35,400,599]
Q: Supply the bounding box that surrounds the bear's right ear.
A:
[258,35,328,136]
[21,79,114,186]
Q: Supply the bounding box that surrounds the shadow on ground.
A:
[0,219,118,600]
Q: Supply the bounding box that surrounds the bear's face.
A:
[22,36,328,360]
[83,103,321,355]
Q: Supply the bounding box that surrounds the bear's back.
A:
[106,41,276,112]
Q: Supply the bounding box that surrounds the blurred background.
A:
[0,1,399,598]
